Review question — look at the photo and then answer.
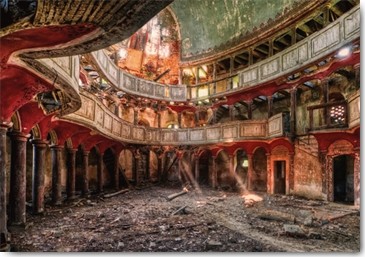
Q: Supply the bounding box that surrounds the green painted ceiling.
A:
[170,0,301,60]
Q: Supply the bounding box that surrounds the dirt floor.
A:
[9,184,360,252]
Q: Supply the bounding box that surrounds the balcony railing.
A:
[61,90,290,146]
[90,4,359,102]
[307,100,348,131]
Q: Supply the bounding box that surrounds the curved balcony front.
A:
[89,5,359,102]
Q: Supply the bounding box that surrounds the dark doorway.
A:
[199,151,210,185]
[333,155,354,204]
[274,161,286,194]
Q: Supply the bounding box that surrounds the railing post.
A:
[290,87,297,137]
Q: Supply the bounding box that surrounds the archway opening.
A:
[274,160,286,194]
[333,155,354,204]
[252,147,267,192]
[198,151,210,185]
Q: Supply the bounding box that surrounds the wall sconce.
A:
[336,46,352,59]
[242,159,248,168]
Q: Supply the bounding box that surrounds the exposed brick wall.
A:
[294,147,323,200]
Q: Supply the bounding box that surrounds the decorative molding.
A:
[89,5,359,103]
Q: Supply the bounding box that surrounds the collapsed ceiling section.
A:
[170,0,305,61]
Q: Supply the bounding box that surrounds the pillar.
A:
[326,154,334,202]
[82,150,90,197]
[31,139,48,214]
[113,154,120,190]
[145,150,150,181]
[353,147,360,208]
[157,112,161,128]
[0,125,10,250]
[266,153,272,194]
[267,96,273,118]
[133,107,139,125]
[290,88,297,138]
[246,100,253,120]
[157,155,162,183]
[229,105,234,121]
[211,157,217,188]
[66,148,77,200]
[97,153,104,193]
[289,152,295,193]
[212,108,217,124]
[51,145,63,205]
[194,155,199,183]
[319,149,328,195]
[178,112,182,128]
[247,154,253,191]
[9,131,29,227]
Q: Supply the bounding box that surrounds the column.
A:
[0,125,10,249]
[195,111,200,127]
[290,88,297,138]
[267,96,273,118]
[247,154,253,191]
[229,155,236,190]
[97,153,104,193]
[178,112,182,128]
[157,155,162,183]
[212,108,217,124]
[82,150,90,197]
[229,105,234,121]
[51,145,63,205]
[266,153,272,194]
[9,131,29,227]
[326,155,334,202]
[211,157,217,188]
[31,139,48,214]
[145,150,150,181]
[157,112,161,128]
[194,155,199,183]
[289,152,295,193]
[246,100,253,120]
[353,147,360,208]
[319,150,328,195]
[133,107,139,125]
[113,155,120,190]
[322,78,329,126]
[133,152,140,185]
[66,148,77,200]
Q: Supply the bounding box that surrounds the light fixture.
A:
[242,160,249,168]
[336,46,352,58]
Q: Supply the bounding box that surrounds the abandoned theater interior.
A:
[0,0,360,252]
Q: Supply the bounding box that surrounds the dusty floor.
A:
[10,184,360,252]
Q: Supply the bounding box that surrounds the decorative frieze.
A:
[344,8,360,39]
[206,127,221,140]
[268,113,283,138]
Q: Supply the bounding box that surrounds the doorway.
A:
[274,160,286,194]
[333,155,354,204]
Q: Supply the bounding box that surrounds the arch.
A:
[138,118,150,127]
[252,147,268,192]
[270,144,291,195]
[269,138,293,153]
[119,149,135,183]
[47,129,58,146]
[149,151,159,183]
[215,149,234,190]
[197,149,211,186]
[31,124,42,140]
[10,111,21,132]
[235,149,248,191]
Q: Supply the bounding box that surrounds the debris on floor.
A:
[9,185,360,252]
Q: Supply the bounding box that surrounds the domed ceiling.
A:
[170,0,308,61]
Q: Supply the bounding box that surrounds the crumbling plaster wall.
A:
[293,148,323,200]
